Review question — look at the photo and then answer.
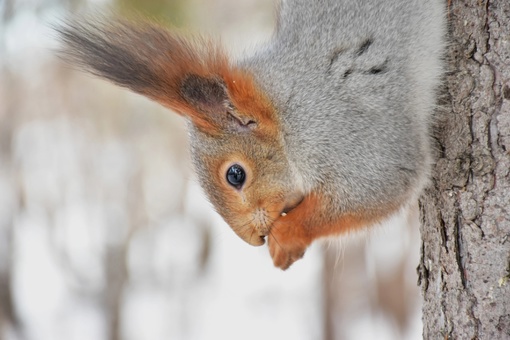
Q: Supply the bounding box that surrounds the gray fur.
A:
[242,0,446,215]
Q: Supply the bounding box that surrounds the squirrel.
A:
[57,0,446,270]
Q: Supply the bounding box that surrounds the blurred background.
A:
[0,0,423,339]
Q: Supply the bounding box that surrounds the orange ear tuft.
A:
[59,16,278,134]
[137,35,233,133]
[153,41,279,135]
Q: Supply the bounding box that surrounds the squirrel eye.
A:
[226,164,246,188]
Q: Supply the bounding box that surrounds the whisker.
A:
[236,217,255,230]
[248,226,256,242]
[268,228,283,250]
[232,217,257,241]
[266,215,277,224]
[239,223,254,240]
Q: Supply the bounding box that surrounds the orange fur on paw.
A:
[268,194,389,270]
[268,195,318,270]
[268,218,310,270]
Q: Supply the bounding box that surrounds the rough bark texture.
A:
[418,0,510,339]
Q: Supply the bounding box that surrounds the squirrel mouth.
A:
[243,232,266,246]
[245,195,304,246]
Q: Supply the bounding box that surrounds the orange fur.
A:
[146,36,230,132]
[268,194,396,269]
[138,29,278,135]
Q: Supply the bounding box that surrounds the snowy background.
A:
[0,0,422,339]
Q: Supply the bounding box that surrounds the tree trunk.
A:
[418,0,510,338]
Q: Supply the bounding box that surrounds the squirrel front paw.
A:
[268,218,310,270]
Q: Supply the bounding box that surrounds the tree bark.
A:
[419,0,510,339]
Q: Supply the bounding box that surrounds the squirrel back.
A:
[57,0,446,269]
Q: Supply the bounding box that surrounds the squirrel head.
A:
[58,17,304,246]
[185,73,304,246]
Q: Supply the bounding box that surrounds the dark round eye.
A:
[226,164,246,188]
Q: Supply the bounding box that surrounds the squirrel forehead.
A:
[188,128,287,171]
[191,131,278,159]
[190,123,282,153]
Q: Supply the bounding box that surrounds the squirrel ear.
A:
[57,16,277,135]
[180,74,258,132]
[180,75,226,112]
